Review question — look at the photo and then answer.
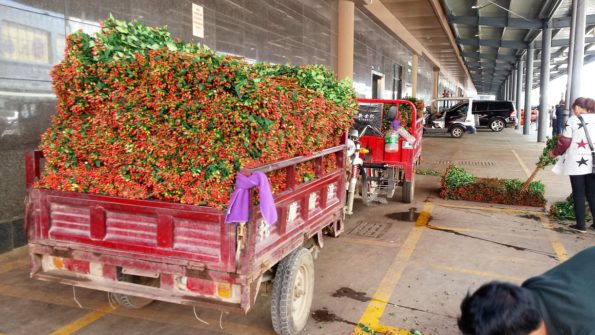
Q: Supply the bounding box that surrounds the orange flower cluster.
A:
[37,18,355,208]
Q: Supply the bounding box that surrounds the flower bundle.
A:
[440,166,546,207]
[37,17,356,208]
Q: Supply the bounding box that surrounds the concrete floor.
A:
[1,126,593,335]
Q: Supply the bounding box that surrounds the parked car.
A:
[471,100,517,132]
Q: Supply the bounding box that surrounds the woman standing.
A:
[551,97,595,232]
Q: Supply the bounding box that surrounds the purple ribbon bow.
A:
[225,171,278,225]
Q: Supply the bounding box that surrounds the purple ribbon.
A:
[225,171,278,225]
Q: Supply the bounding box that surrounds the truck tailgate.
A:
[28,188,235,273]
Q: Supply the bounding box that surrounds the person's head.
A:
[572,97,595,115]
[559,100,565,106]
[458,281,542,335]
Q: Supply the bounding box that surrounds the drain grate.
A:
[347,221,390,238]
[431,160,495,167]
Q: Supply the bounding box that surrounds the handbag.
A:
[577,115,595,174]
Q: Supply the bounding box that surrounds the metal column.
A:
[565,0,578,107]
[570,0,587,104]
[538,23,552,142]
[524,46,534,135]
[516,60,523,130]
[511,70,516,103]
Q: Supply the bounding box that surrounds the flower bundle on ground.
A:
[440,166,546,207]
[550,194,591,222]
[36,17,356,208]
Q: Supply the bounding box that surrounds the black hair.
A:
[458,281,542,335]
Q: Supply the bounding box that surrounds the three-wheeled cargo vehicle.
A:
[349,98,423,205]
[24,145,346,335]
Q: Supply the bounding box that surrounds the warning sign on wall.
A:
[192,4,204,38]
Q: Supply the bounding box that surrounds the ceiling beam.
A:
[447,15,542,29]
[447,14,595,29]
[461,51,518,62]
[457,37,528,49]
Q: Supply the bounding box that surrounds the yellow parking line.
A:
[512,149,532,177]
[49,305,114,335]
[539,216,569,262]
[374,324,411,335]
[355,202,433,333]
[0,283,273,335]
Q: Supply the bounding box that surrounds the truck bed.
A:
[24,146,346,313]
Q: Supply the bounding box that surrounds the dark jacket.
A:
[522,247,595,335]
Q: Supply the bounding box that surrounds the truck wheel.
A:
[271,248,315,335]
[112,272,158,309]
[402,176,415,203]
[450,126,465,138]
[489,118,505,132]
[112,292,154,309]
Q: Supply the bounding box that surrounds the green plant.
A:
[550,194,592,221]
[527,181,545,195]
[443,165,475,189]
[537,136,560,167]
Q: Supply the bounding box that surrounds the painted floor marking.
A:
[539,216,569,262]
[0,283,273,334]
[49,305,114,335]
[512,149,532,177]
[354,202,433,334]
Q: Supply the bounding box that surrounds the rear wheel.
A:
[450,126,465,138]
[112,272,159,309]
[402,175,415,203]
[271,248,315,335]
[489,118,505,132]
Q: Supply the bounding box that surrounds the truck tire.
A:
[112,292,154,309]
[271,248,315,335]
[402,176,415,203]
[112,272,158,309]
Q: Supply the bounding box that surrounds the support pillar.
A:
[337,0,354,80]
[516,60,523,130]
[538,23,552,142]
[511,70,516,103]
[524,46,534,135]
[504,78,509,101]
[411,54,419,98]
[432,68,439,111]
[570,0,587,105]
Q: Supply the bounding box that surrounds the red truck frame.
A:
[24,145,346,334]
